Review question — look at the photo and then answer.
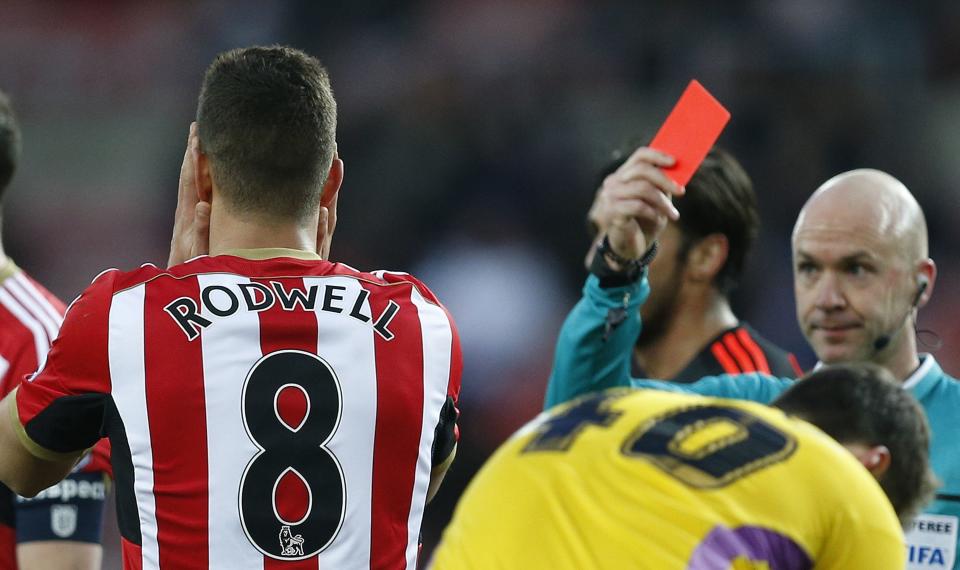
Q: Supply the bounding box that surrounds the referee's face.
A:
[792,194,916,365]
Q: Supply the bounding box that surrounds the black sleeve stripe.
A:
[103,398,141,547]
[24,393,108,454]
[431,396,459,467]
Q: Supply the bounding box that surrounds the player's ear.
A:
[685,233,728,283]
[193,136,213,204]
[857,445,892,480]
[316,150,343,259]
[321,148,343,209]
[915,259,936,309]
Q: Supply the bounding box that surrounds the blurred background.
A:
[2,1,959,566]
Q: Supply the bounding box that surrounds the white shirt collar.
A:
[902,354,935,391]
[812,354,935,390]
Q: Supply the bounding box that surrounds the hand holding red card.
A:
[649,80,731,187]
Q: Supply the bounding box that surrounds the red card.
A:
[649,80,730,186]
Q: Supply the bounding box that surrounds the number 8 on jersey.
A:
[239,350,346,559]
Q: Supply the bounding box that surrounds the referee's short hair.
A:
[772,362,938,525]
[0,89,21,199]
[595,146,758,295]
[196,45,337,224]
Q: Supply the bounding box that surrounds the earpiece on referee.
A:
[912,275,929,308]
[873,275,930,352]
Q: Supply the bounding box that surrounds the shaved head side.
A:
[793,169,928,263]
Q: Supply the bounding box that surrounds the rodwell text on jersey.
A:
[164,280,400,341]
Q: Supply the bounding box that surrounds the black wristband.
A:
[589,237,658,288]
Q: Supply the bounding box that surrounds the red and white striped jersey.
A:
[0,260,66,568]
[0,260,111,567]
[0,261,65,399]
[14,249,462,570]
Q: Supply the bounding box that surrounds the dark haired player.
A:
[586,146,800,382]
[0,90,110,570]
[0,46,461,569]
[434,363,935,568]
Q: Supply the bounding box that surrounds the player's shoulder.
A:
[310,262,445,307]
[930,373,960,402]
[0,267,63,335]
[762,407,875,487]
[61,264,174,320]
[73,263,168,298]
[611,388,813,441]
[83,257,448,310]
[0,262,66,328]
[711,398,879,497]
[925,358,960,392]
[783,416,899,518]
[3,266,67,314]
[364,268,444,305]
[572,388,773,426]
[190,255,444,300]
[905,357,960,413]
[735,322,804,377]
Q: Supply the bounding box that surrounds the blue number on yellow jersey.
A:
[432,389,904,569]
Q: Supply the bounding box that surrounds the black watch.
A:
[590,236,658,287]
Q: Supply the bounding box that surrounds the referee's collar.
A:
[221,247,322,261]
[812,353,938,393]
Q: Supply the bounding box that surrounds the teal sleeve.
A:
[544,274,795,409]
[630,373,794,404]
[543,274,648,410]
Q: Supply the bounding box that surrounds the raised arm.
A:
[544,270,794,409]
[546,146,681,408]
[545,145,794,409]
[545,275,648,408]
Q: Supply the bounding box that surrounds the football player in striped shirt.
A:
[433,364,936,569]
[0,90,111,569]
[0,46,462,570]
[586,146,801,383]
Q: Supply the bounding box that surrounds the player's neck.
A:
[207,207,319,257]
[635,289,737,380]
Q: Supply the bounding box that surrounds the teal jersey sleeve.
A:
[545,275,794,409]
[631,374,793,403]
[544,274,647,409]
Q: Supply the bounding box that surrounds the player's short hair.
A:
[594,146,758,295]
[772,362,938,525]
[0,89,22,199]
[196,45,337,224]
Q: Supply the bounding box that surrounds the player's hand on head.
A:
[169,122,211,268]
[590,146,683,261]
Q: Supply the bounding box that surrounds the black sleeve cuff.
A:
[24,394,107,454]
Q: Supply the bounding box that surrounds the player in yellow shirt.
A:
[432,363,936,569]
